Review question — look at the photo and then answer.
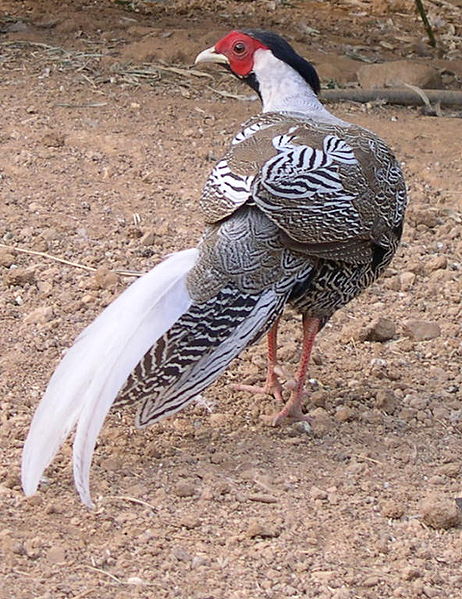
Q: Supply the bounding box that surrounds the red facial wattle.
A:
[214,31,269,77]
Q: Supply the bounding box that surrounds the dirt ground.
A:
[1,1,462,598]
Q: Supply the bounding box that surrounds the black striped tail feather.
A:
[115,285,287,428]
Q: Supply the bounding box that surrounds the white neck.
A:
[252,49,341,123]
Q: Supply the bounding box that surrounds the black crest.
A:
[241,29,321,95]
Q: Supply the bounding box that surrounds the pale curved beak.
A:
[194,46,229,66]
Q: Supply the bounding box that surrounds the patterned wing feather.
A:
[200,112,406,265]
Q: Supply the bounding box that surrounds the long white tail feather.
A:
[21,248,198,505]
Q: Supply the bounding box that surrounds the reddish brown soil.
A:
[1,1,462,598]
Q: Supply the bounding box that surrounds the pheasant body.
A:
[22,29,407,505]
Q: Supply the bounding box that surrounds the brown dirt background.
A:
[1,1,462,598]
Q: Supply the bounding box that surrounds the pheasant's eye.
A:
[233,41,246,55]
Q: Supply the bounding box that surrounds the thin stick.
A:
[105,495,157,510]
[54,102,107,108]
[414,0,437,47]
[207,86,257,101]
[84,565,124,584]
[122,64,214,79]
[0,243,143,277]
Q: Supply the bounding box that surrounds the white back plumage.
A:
[21,248,198,506]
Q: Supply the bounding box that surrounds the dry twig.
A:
[0,243,144,277]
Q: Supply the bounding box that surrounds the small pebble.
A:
[173,481,197,498]
[246,520,280,539]
[420,495,461,529]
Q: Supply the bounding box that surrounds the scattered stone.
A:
[362,575,381,588]
[309,407,334,435]
[5,267,36,286]
[401,567,422,581]
[23,537,43,559]
[331,589,352,599]
[37,280,53,295]
[248,493,278,504]
[23,306,54,325]
[436,463,460,478]
[410,208,440,228]
[100,457,122,472]
[208,413,229,428]
[381,499,404,519]
[91,268,119,290]
[309,485,328,500]
[179,514,202,529]
[399,271,415,290]
[140,230,156,246]
[42,132,65,148]
[246,519,280,539]
[403,320,441,341]
[375,389,397,414]
[310,390,326,407]
[426,255,447,272]
[335,405,354,422]
[45,503,63,515]
[0,249,15,267]
[126,226,143,239]
[173,481,197,498]
[361,317,397,342]
[123,577,142,586]
[357,60,442,89]
[420,495,461,529]
[172,545,193,562]
[46,545,66,564]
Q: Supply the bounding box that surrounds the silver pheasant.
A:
[22,29,407,505]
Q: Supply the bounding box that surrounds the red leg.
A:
[269,316,320,425]
[232,319,284,402]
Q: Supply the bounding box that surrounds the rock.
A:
[420,495,461,529]
[404,320,441,341]
[46,545,66,564]
[362,575,381,588]
[140,230,156,246]
[335,405,354,422]
[179,514,202,529]
[127,577,144,585]
[361,317,396,342]
[100,457,122,472]
[426,255,447,272]
[172,545,193,562]
[173,481,197,498]
[381,499,404,519]
[436,463,460,478]
[409,208,440,228]
[374,389,397,414]
[309,407,334,435]
[24,306,54,325]
[91,268,119,290]
[357,60,442,89]
[208,413,229,428]
[246,519,280,539]
[309,485,328,500]
[310,390,326,408]
[399,272,415,291]
[42,132,65,148]
[5,267,36,286]
[401,567,422,581]
[23,537,43,559]
[331,590,352,599]
[0,249,16,267]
